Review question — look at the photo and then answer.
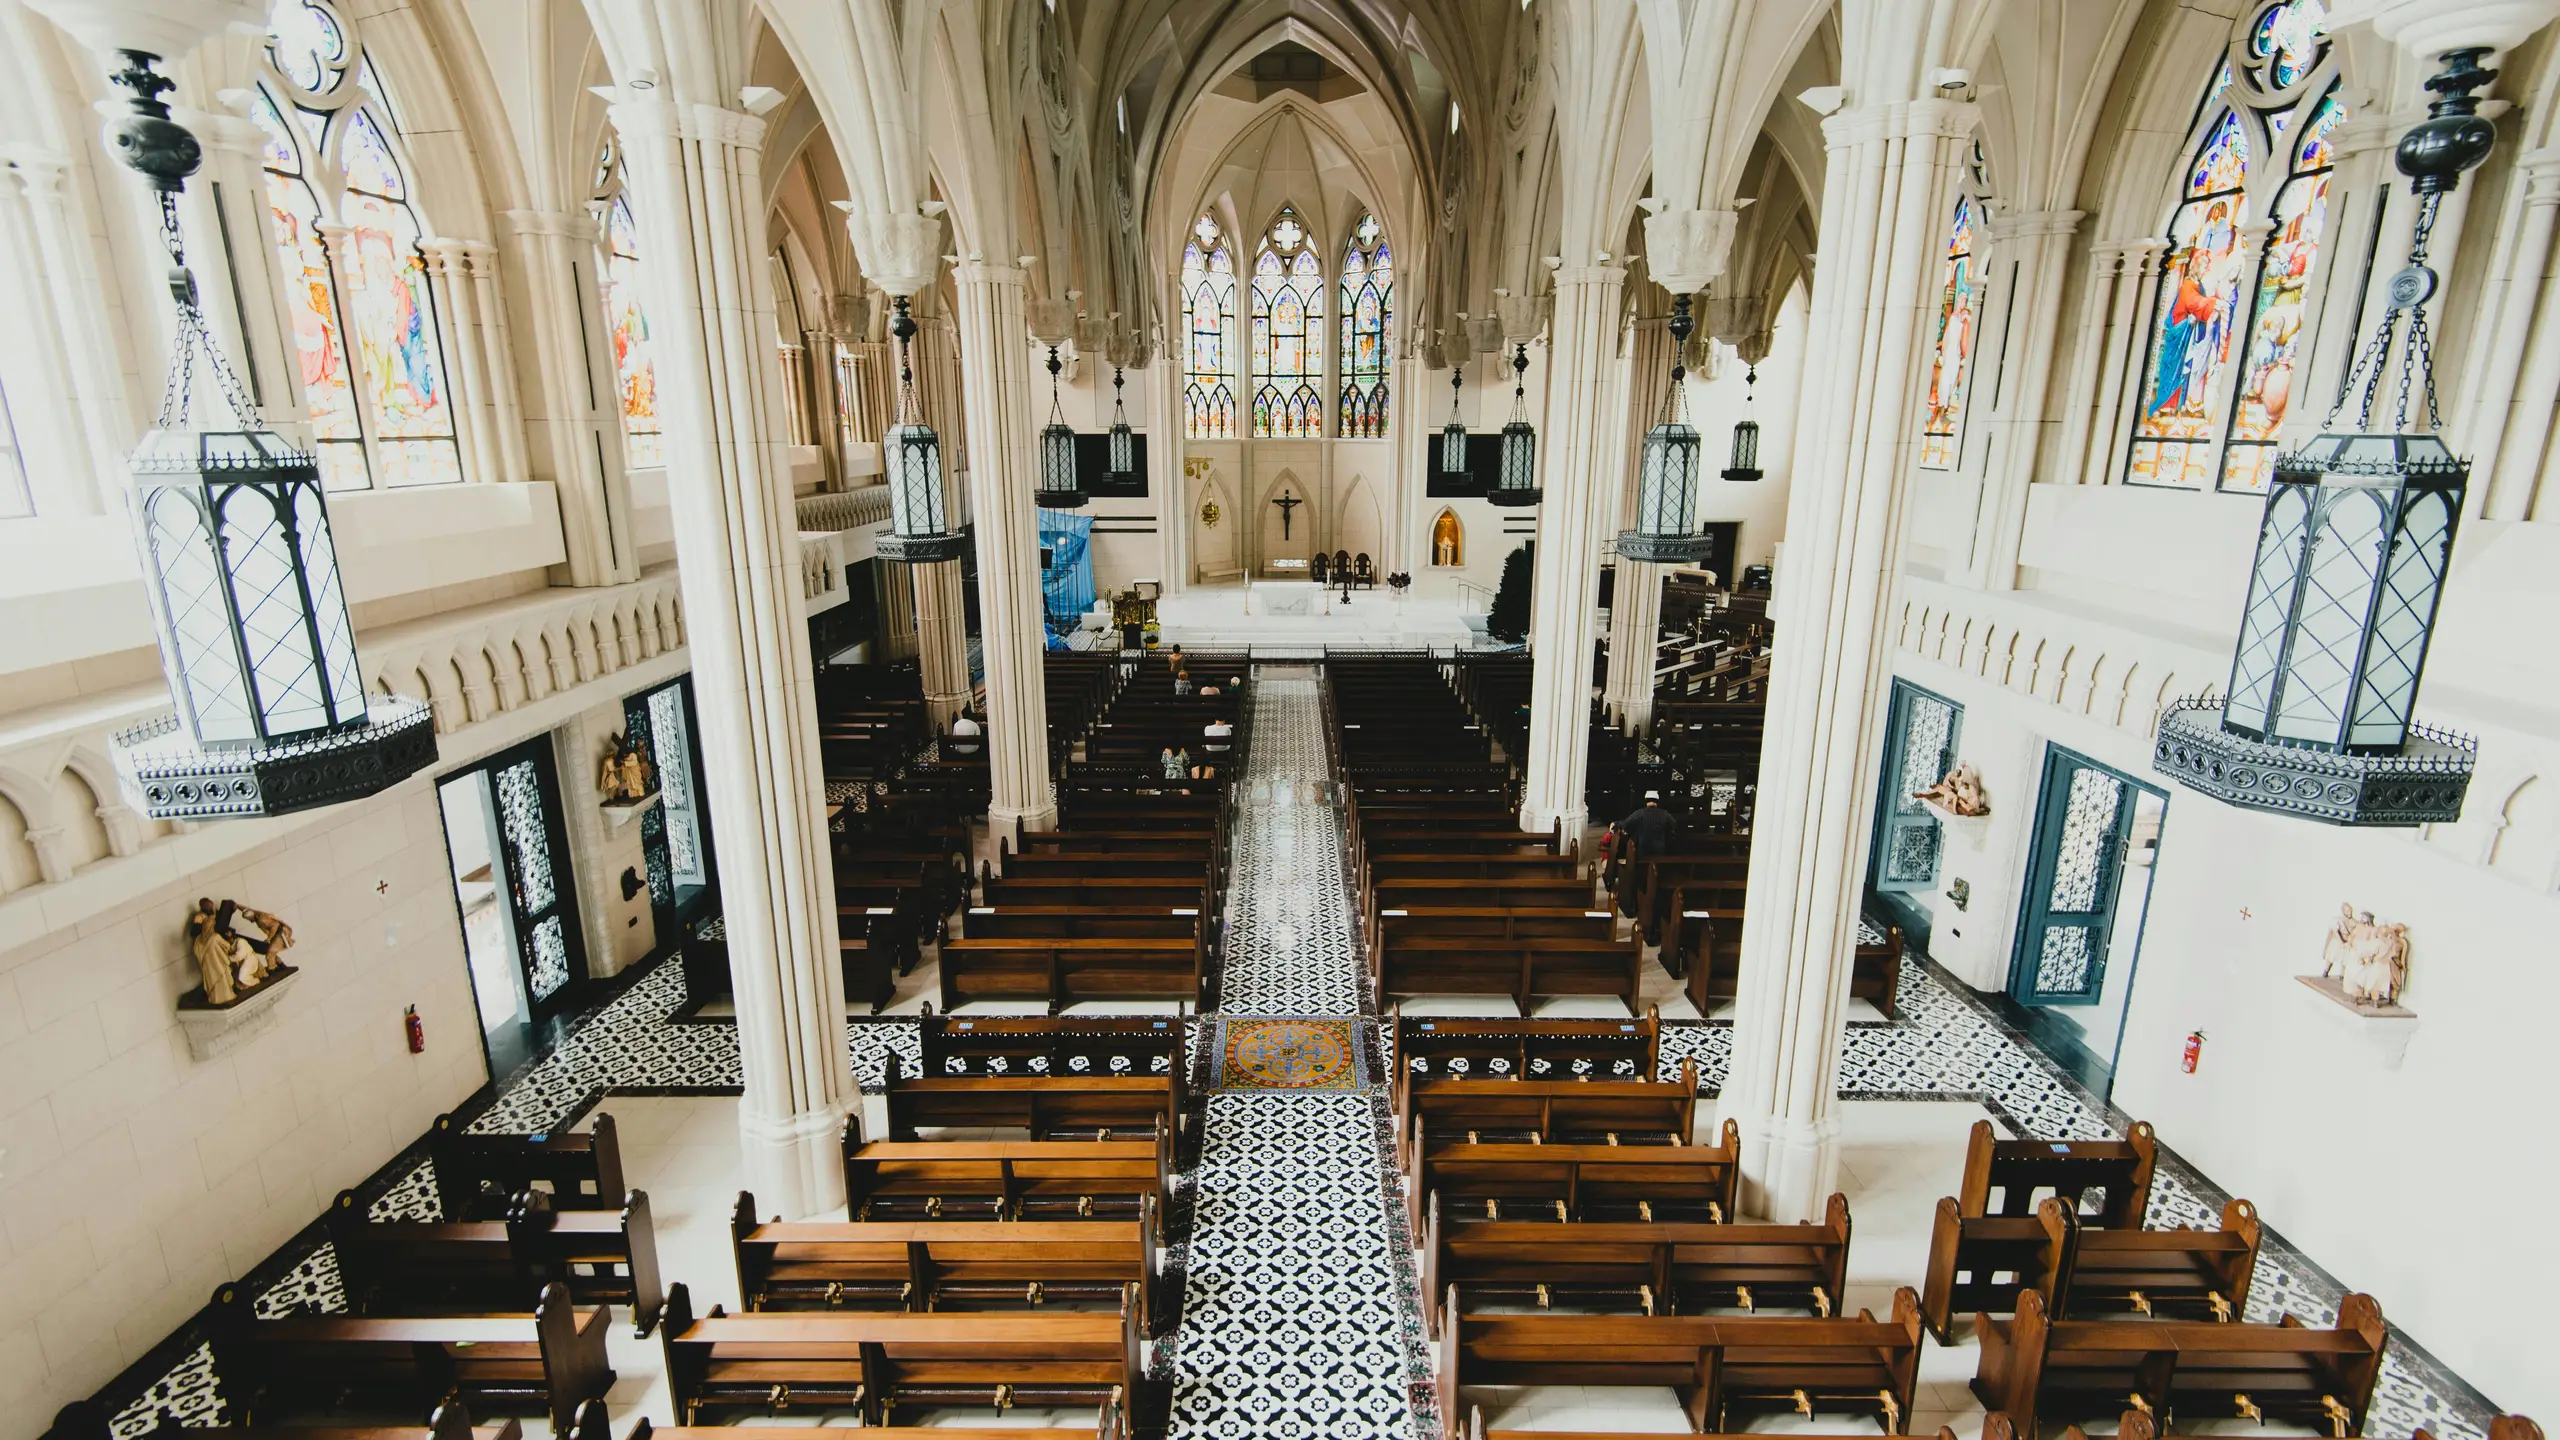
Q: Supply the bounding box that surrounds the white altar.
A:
[1247,578,1327,617]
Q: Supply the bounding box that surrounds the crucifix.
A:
[1270,488,1304,540]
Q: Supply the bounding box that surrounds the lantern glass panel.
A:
[1109,423,1136,477]
[1440,421,1467,476]
[1041,422,1077,492]
[1499,421,1536,493]
[218,482,336,739]
[293,482,368,724]
[144,485,253,745]
[886,422,946,536]
[1637,422,1700,535]
[2270,489,2388,746]
[1731,419,1760,472]
[2224,482,2310,736]
[2351,487,2453,746]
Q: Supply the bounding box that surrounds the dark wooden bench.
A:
[937,936,1201,1011]
[1420,1189,1854,1336]
[1369,854,1585,882]
[204,1279,612,1432]
[878,1065,1182,1141]
[844,1127,1170,1221]
[1398,1066,1700,1159]
[618,1419,1110,1440]
[1378,934,1644,1010]
[2073,1410,2544,1440]
[1922,1193,2261,1339]
[917,1012,1188,1079]
[658,1280,1140,1426]
[1959,1118,2158,1224]
[1407,1122,1744,1232]
[1973,1287,2388,1435]
[44,1402,519,1440]
[1435,1287,1927,1435]
[429,1112,625,1219]
[327,1186,665,1335]
[732,1190,1161,1331]
[1389,1011,1660,1105]
[981,877,1208,911]
[1672,909,1903,1020]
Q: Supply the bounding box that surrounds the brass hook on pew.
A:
[2235,1394,2263,1424]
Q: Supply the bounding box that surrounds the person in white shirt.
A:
[1202,718,1234,758]
[947,711,983,756]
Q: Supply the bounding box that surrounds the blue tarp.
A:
[1037,510,1095,643]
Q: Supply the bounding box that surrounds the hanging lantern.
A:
[875,296,967,563]
[1618,295,1709,563]
[2153,49,2494,828]
[99,53,433,821]
[1723,366,1764,482]
[1036,345,1086,509]
[1486,344,1540,507]
[1439,364,1469,477]
[1106,365,1137,481]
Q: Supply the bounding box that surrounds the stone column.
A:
[914,558,972,727]
[2471,150,2560,519]
[1723,96,1975,1222]
[611,95,854,1217]
[877,557,920,661]
[0,154,124,515]
[951,263,1058,833]
[498,208,636,586]
[2079,239,2164,486]
[1517,265,1627,839]
[1970,210,2082,588]
[1602,308,1680,730]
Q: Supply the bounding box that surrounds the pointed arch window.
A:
[2125,0,2344,494]
[1251,208,1325,438]
[1918,195,1978,470]
[1180,216,1237,438]
[255,0,463,491]
[1339,213,1393,438]
[592,143,664,468]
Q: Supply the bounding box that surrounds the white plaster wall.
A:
[553,698,661,977]
[0,778,487,1438]
[1692,287,1810,574]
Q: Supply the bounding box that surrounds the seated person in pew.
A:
[1610,791,1679,862]
[948,708,984,756]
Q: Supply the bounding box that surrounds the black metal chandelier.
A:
[1486,343,1539,506]
[875,296,968,562]
[102,52,433,821]
[1106,365,1136,482]
[2153,49,2492,828]
[1722,365,1764,483]
[1035,345,1086,509]
[1618,295,1710,563]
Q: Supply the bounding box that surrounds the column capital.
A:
[1642,206,1737,293]
[844,205,943,297]
[2521,146,2560,199]
[3,146,69,199]
[1821,97,1979,148]
[607,97,767,152]
[1987,209,2084,243]
[953,260,1031,291]
[1550,264,1628,291]
[500,208,600,243]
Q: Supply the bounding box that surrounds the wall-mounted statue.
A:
[185,897,295,1007]
[2320,903,2412,1010]
[599,732,654,803]
[1913,761,1990,817]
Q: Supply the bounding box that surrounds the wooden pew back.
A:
[1959,1119,2157,1226]
[843,1127,1172,1221]
[430,1112,625,1219]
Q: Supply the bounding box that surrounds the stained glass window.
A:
[256,0,463,491]
[1918,196,1977,470]
[1339,213,1392,438]
[1180,216,1236,438]
[596,147,665,468]
[1251,209,1325,439]
[2125,0,2340,493]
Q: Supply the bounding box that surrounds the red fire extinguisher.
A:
[405,1005,426,1054]
[2181,1030,2205,1074]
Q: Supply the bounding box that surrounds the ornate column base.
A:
[740,1095,859,1219]
[1726,1109,1841,1223]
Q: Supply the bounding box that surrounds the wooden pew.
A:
[877,1063,1183,1141]
[731,1190,1160,1332]
[1408,1124,1744,1233]
[1435,1287,1927,1436]
[1973,1287,2388,1436]
[1419,1190,1854,1336]
[843,1124,1169,1221]
[1377,933,1644,1010]
[918,1012,1188,1079]
[1398,1065,1699,1159]
[937,936,1201,1012]
[1958,1118,2158,1225]
[657,1280,1140,1427]
[2077,1410,2545,1440]
[1920,1193,2261,1340]
[1674,910,1903,1021]
[327,1186,666,1336]
[1389,1011,1661,1107]
[620,1420,1110,1440]
[429,1112,625,1219]
[205,1279,612,1432]
[981,876,1208,911]
[44,1402,519,1440]
[1466,1410,1951,1440]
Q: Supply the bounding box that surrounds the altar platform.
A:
[1153,584,1487,650]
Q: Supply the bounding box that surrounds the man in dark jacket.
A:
[1614,791,1679,860]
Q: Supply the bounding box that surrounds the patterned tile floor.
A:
[107,664,2497,1440]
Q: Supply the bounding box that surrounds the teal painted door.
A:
[2011,748,2142,1007]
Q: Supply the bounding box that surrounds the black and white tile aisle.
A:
[1170,667,1431,1439]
